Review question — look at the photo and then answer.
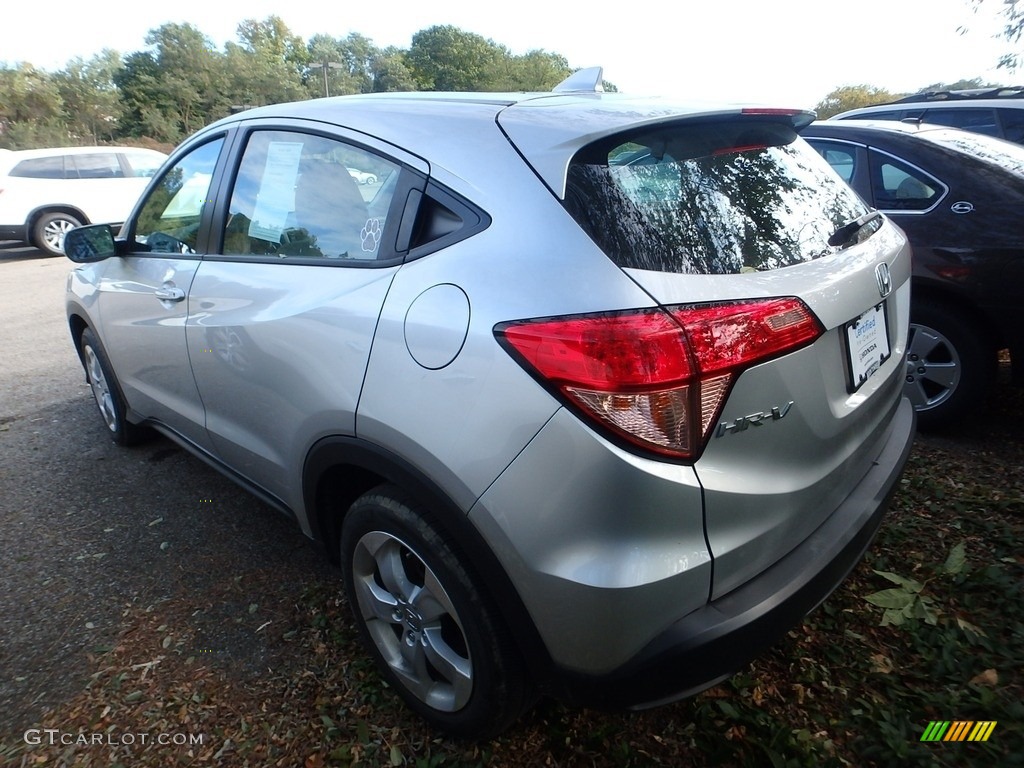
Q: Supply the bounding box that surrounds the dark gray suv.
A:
[64,69,915,736]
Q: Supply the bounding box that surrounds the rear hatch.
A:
[499,99,912,599]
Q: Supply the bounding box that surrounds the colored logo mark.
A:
[920,721,997,742]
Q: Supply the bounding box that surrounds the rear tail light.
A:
[496,298,822,461]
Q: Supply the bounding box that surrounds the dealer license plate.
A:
[845,303,891,391]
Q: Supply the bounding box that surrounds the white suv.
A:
[831,86,1024,144]
[0,145,166,255]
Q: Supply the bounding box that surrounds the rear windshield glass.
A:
[563,118,871,274]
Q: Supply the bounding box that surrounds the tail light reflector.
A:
[496,298,822,461]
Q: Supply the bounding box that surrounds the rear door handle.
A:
[155,286,185,302]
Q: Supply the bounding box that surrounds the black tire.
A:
[32,211,83,256]
[79,328,148,446]
[905,299,996,430]
[340,485,531,738]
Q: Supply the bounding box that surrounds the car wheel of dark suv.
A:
[340,485,531,738]
[905,300,995,430]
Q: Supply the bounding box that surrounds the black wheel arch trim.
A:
[302,435,553,679]
[27,205,91,228]
[911,278,1004,352]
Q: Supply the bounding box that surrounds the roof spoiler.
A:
[553,67,604,94]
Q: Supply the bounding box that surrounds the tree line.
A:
[0,19,585,150]
[1,13,1017,151]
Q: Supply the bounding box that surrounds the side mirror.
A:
[63,224,116,263]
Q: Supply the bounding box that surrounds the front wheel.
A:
[904,300,995,430]
[340,486,531,738]
[80,328,148,446]
[33,211,83,256]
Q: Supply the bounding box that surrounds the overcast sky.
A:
[1,0,1014,108]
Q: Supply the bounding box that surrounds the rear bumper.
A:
[550,396,916,709]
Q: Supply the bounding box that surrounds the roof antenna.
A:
[552,67,604,93]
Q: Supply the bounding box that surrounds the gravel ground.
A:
[0,246,337,740]
[0,399,337,737]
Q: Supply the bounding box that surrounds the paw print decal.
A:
[361,218,382,252]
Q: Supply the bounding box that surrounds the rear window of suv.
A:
[563,118,871,274]
[10,156,65,178]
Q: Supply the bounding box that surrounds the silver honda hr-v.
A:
[64,68,915,737]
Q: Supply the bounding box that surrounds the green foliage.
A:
[0,63,66,148]
[914,77,1006,92]
[406,25,509,91]
[969,0,1024,70]
[2,13,999,152]
[305,32,381,97]
[54,50,123,145]
[114,23,230,144]
[484,50,573,92]
[863,541,966,627]
[372,48,418,93]
[0,20,604,147]
[813,84,903,118]
[227,16,309,106]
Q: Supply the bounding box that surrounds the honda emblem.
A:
[875,262,892,299]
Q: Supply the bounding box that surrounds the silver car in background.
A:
[64,69,915,737]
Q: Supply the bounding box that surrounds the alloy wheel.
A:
[84,344,118,431]
[904,322,961,412]
[351,530,473,712]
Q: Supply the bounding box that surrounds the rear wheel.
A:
[32,211,83,256]
[904,299,995,430]
[340,485,531,738]
[80,328,148,445]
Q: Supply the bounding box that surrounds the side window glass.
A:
[10,156,65,179]
[869,151,943,211]
[223,130,399,260]
[71,153,124,179]
[998,108,1024,144]
[134,138,224,254]
[925,108,1000,137]
[858,110,901,122]
[808,141,857,183]
[123,150,165,178]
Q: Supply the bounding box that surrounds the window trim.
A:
[123,131,233,260]
[867,147,949,216]
[404,181,492,263]
[205,123,422,269]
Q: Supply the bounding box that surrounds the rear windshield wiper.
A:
[828,211,883,248]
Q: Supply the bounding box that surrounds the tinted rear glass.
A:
[997,107,1024,144]
[563,119,871,274]
[924,107,1000,136]
[10,156,65,179]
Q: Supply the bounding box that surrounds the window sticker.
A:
[361,218,382,252]
[249,141,303,242]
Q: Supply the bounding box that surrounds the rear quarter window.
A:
[9,156,66,179]
[564,119,870,274]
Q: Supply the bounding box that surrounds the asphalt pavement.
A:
[0,242,335,740]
